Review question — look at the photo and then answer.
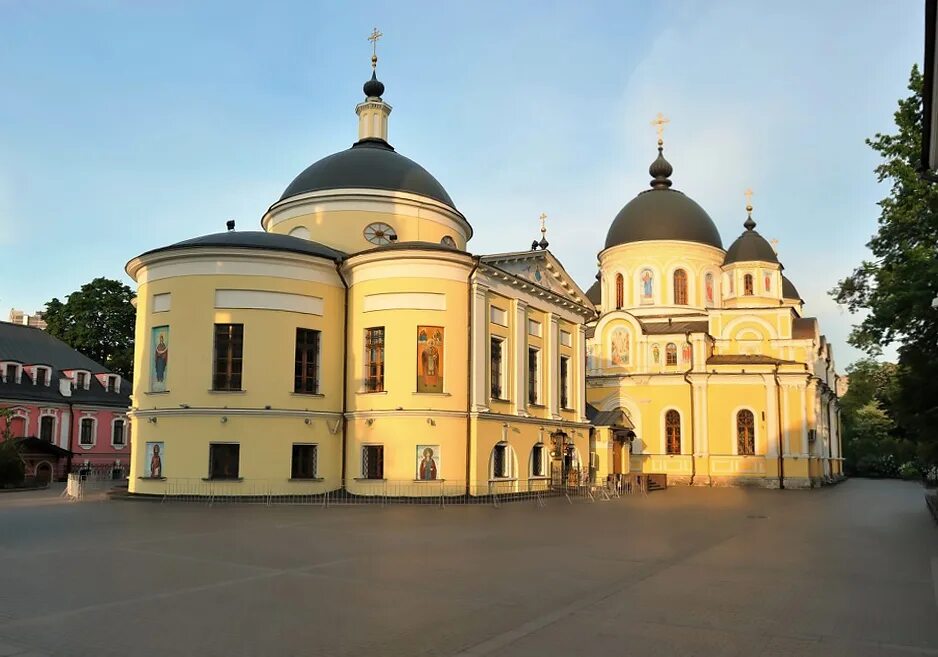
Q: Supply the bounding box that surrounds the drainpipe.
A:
[465,257,481,497]
[682,331,696,486]
[335,260,350,489]
[774,364,785,489]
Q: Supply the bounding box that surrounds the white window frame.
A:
[559,355,572,409]
[291,442,319,479]
[111,417,127,449]
[79,416,97,448]
[490,335,508,401]
[38,411,57,443]
[106,375,121,393]
[2,362,22,384]
[74,370,91,390]
[33,365,51,387]
[490,442,516,480]
[360,443,385,480]
[529,442,548,478]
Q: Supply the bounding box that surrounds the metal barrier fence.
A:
[128,474,652,507]
[63,470,125,501]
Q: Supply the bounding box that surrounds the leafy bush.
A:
[854,453,899,478]
[898,461,921,480]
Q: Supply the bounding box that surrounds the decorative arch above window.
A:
[673,269,688,305]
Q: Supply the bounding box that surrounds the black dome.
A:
[605,189,723,250]
[280,138,455,208]
[723,228,779,265]
[142,231,346,261]
[782,275,800,300]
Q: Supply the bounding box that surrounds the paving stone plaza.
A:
[1,479,936,657]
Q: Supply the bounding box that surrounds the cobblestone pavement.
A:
[1,479,936,657]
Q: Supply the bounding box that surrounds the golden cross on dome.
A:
[770,238,779,254]
[368,27,383,68]
[744,187,754,212]
[539,212,547,235]
[651,112,670,145]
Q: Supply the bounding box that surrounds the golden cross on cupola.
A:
[539,212,547,236]
[651,112,670,146]
[744,188,754,213]
[368,27,383,69]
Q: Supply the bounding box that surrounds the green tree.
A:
[831,65,938,466]
[43,277,136,377]
[0,408,25,487]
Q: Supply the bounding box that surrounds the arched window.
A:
[665,410,681,454]
[673,269,688,305]
[615,274,624,309]
[743,274,754,296]
[737,410,755,455]
[665,343,677,366]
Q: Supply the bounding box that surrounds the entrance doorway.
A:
[35,462,53,484]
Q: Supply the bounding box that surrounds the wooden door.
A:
[612,440,623,475]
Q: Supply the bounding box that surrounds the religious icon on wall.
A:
[150,326,169,392]
[640,269,654,302]
[417,326,444,393]
[682,343,693,364]
[145,442,164,478]
[416,445,440,480]
[705,273,714,305]
[652,343,660,363]
[764,272,771,292]
[610,328,629,366]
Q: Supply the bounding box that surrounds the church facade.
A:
[124,55,842,496]
[584,135,844,488]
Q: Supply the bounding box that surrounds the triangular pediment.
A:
[479,250,592,306]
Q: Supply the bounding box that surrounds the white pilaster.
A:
[575,324,588,423]
[764,375,778,458]
[470,283,489,412]
[799,383,809,456]
[547,314,560,419]
[511,299,528,416]
[696,379,709,455]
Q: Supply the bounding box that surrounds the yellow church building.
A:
[124,51,842,497]
[124,55,595,498]
[584,126,844,489]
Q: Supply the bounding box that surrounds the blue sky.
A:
[0,1,922,366]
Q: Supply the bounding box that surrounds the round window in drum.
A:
[363,222,397,246]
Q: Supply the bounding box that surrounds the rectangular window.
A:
[532,443,544,477]
[490,337,504,400]
[361,445,384,479]
[209,443,240,479]
[40,416,55,442]
[35,367,48,386]
[106,376,117,393]
[76,371,87,388]
[294,328,321,394]
[363,327,385,392]
[4,364,16,382]
[560,356,570,409]
[79,418,94,446]
[112,420,125,446]
[291,444,318,479]
[213,324,244,391]
[493,443,509,478]
[528,347,540,405]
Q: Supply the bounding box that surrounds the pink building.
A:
[0,321,131,482]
